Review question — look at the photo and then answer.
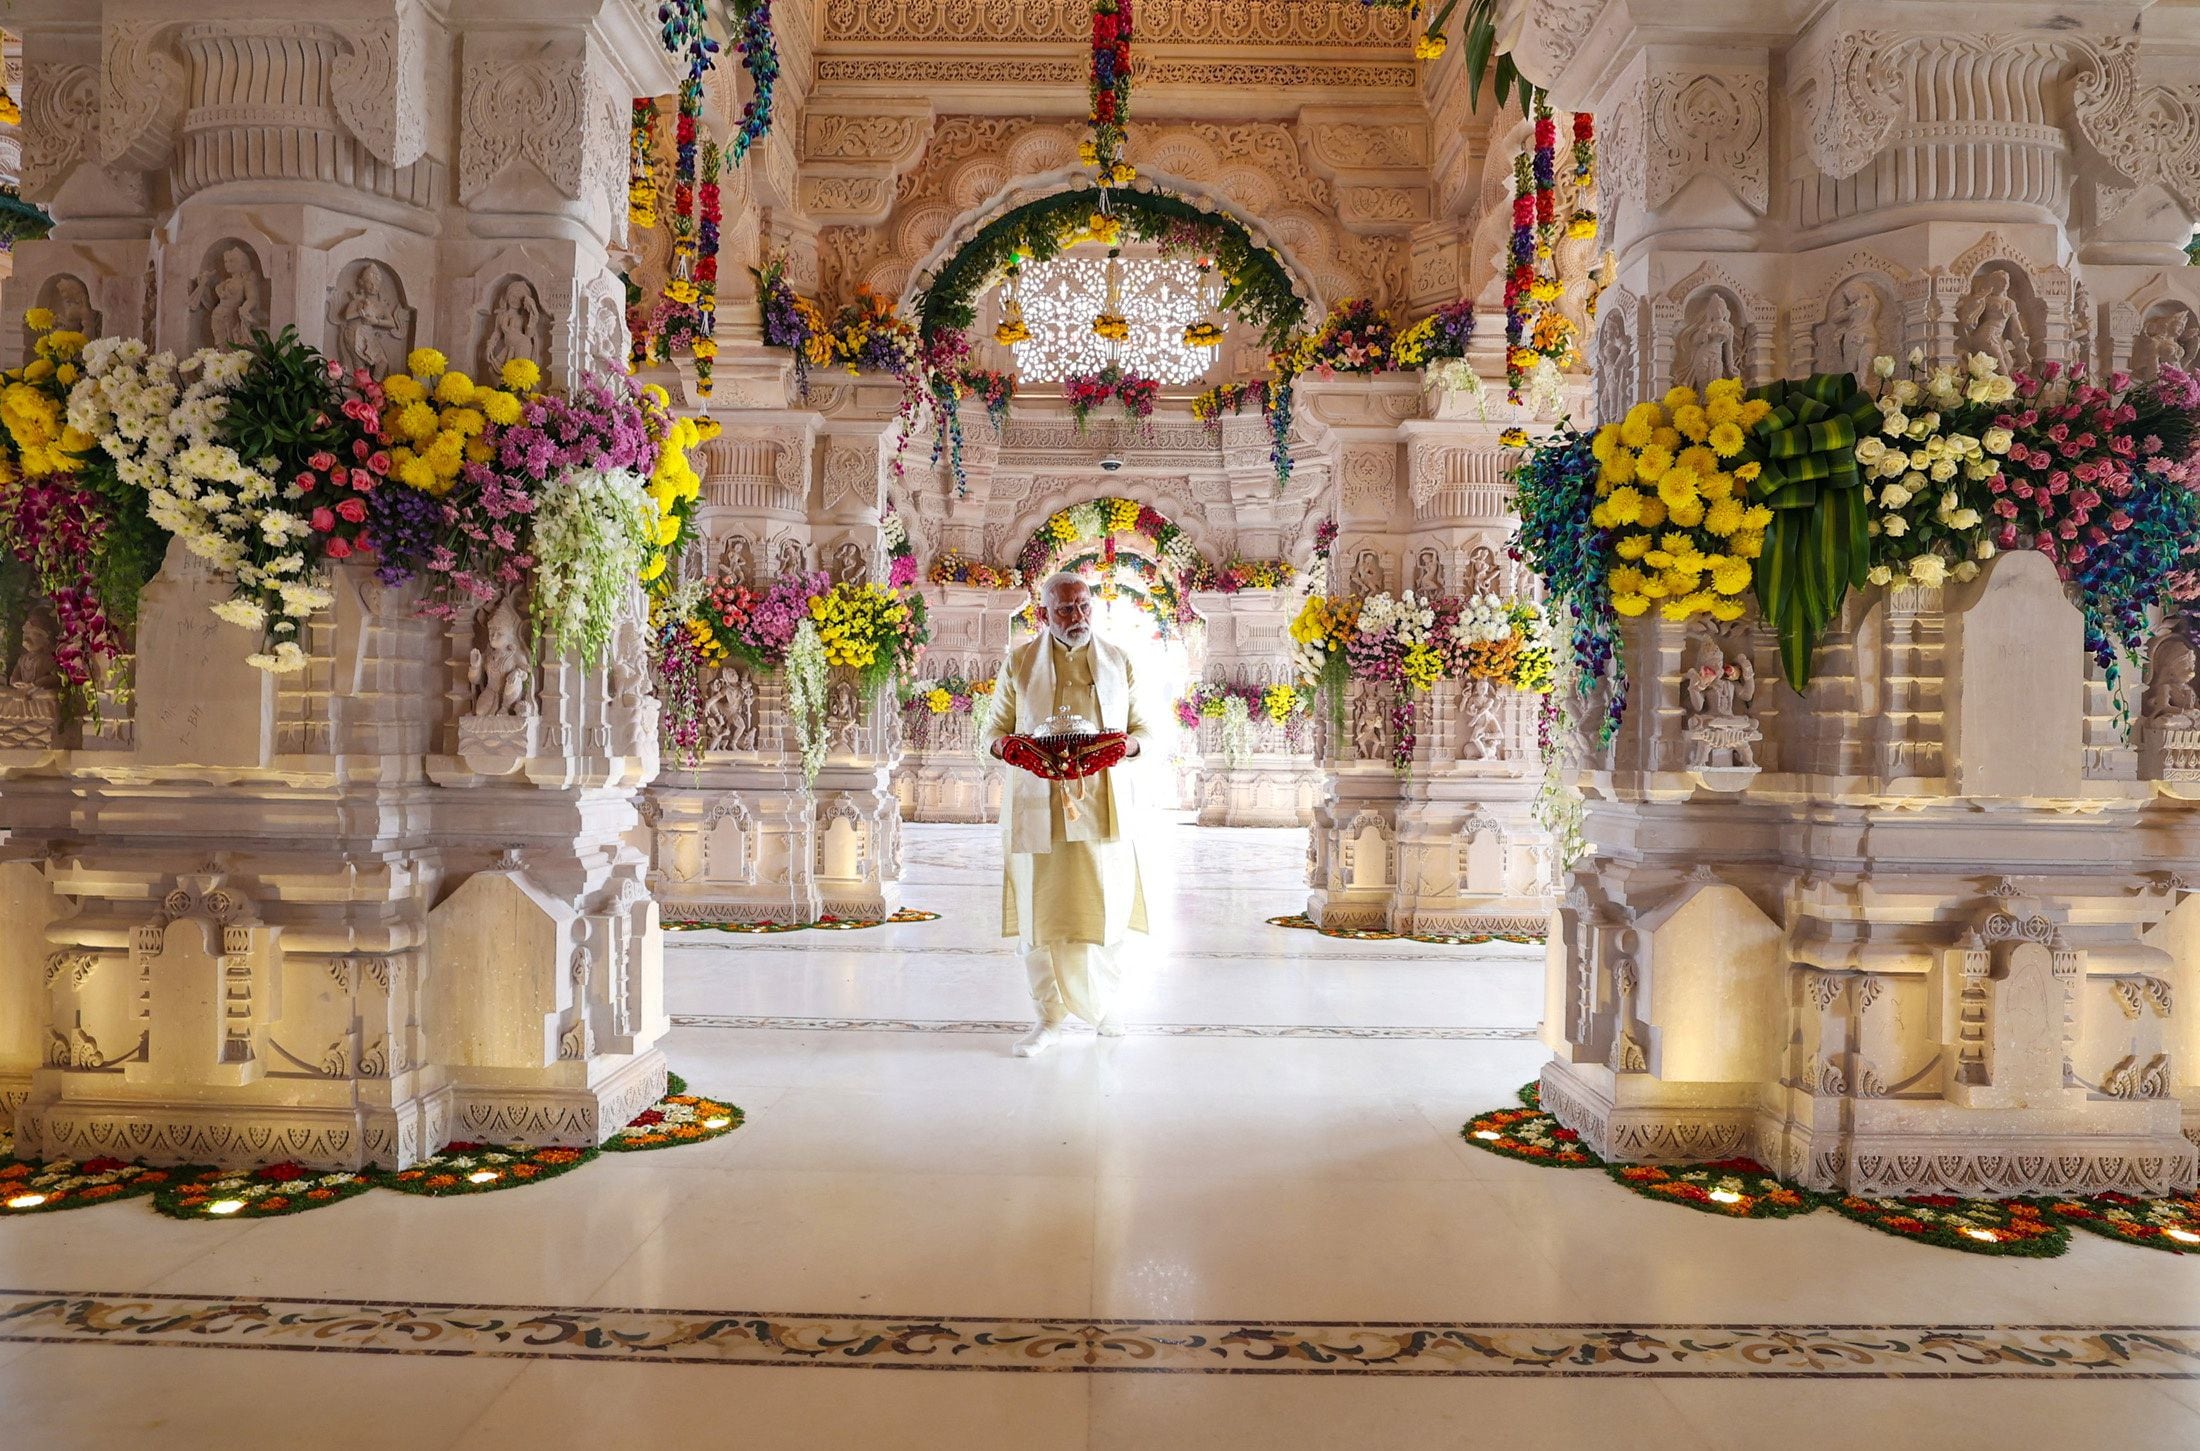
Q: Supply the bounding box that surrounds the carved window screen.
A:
[1005,253,1217,386]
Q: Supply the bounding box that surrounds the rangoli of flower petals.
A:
[603,1090,744,1153]
[1459,1107,1604,1168]
[1826,1194,2069,1257]
[667,908,939,934]
[1609,1159,1819,1219]
[155,1162,378,1221]
[1268,913,1543,947]
[2044,1192,2200,1253]
[377,1142,598,1197]
[0,1154,198,1214]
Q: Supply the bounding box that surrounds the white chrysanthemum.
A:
[211,598,268,630]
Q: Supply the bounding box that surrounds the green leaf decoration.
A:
[1742,372,1879,690]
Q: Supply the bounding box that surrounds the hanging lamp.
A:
[1182,256,1224,350]
[995,262,1031,346]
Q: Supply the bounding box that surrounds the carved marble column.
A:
[1511,0,2200,1192]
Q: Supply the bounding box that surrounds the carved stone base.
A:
[451,1049,668,1150]
[1543,1059,2200,1197]
[894,757,1001,823]
[1192,759,1317,828]
[455,714,542,776]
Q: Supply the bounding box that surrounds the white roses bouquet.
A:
[1859,350,2017,590]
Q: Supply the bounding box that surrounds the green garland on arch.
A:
[916,186,1308,348]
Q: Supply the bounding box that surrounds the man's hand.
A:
[989,738,1003,760]
[1122,738,1140,759]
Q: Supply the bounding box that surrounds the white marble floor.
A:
[3,819,2198,1449]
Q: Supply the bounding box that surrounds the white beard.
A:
[1050,623,1092,648]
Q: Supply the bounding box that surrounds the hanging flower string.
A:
[725,0,780,165]
[693,140,722,397]
[1504,152,1536,403]
[1082,0,1135,188]
[627,99,659,234]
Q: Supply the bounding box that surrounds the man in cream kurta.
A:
[981,573,1153,1057]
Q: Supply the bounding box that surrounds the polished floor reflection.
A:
[3,820,2197,1449]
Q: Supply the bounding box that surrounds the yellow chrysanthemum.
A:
[1709,421,1747,458]
[1617,414,1654,449]
[1710,598,1746,621]
[1637,498,1668,527]
[1613,533,1653,560]
[1704,378,1746,403]
[1608,566,1647,596]
[1712,558,1753,595]
[383,374,426,405]
[1604,487,1646,524]
[501,358,542,392]
[1698,471,1735,501]
[1634,444,1673,482]
[1612,593,1650,616]
[1704,497,1745,536]
[1591,425,1621,464]
[22,308,54,332]
[1731,530,1766,558]
[1662,385,1699,412]
[1651,426,1682,451]
[1603,451,1638,485]
[434,371,476,406]
[1739,398,1773,427]
[481,390,523,426]
[1667,496,1706,528]
[406,347,448,377]
[395,400,439,442]
[1672,404,1710,442]
[1705,396,1743,427]
[1740,504,1773,530]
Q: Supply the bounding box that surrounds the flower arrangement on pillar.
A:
[1291,589,1552,772]
[1061,363,1159,431]
[1509,351,2200,710]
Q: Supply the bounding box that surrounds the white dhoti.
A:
[983,630,1154,1034]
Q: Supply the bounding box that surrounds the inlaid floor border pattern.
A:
[667,1013,1538,1041]
[667,940,1542,964]
[3,1291,2195,1378]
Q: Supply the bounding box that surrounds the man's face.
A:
[1044,584,1094,647]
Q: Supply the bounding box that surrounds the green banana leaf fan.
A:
[1743,374,1882,690]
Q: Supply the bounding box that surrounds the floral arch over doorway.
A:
[914,183,1315,349]
[1015,496,1206,637]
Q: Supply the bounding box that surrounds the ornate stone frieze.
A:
[817,0,1410,46]
[2072,36,2200,216]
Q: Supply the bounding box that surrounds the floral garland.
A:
[927,551,1023,590]
[1510,424,1625,740]
[1190,378,1292,486]
[724,0,780,165]
[627,99,659,232]
[916,186,1307,349]
[651,576,712,763]
[882,509,918,589]
[1591,381,1773,626]
[688,567,927,698]
[693,141,723,396]
[2046,1191,2200,1252]
[1273,297,1396,381]
[1183,557,1295,592]
[1062,362,1160,431]
[1083,0,1135,188]
[1020,496,1200,586]
[1503,153,1537,401]
[1175,681,1307,764]
[1830,1194,2068,1257]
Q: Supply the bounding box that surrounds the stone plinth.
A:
[0,554,668,1171]
[1539,554,2197,1195]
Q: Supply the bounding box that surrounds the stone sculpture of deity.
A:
[1816,280,1883,379]
[2144,634,2200,730]
[484,280,542,378]
[1675,294,1741,390]
[2129,310,2189,385]
[335,265,404,377]
[9,607,59,693]
[467,593,537,718]
[190,246,264,348]
[1957,269,2031,375]
[1681,634,1760,770]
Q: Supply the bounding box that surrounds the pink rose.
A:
[336,497,367,523]
[1994,498,2020,519]
[309,451,337,471]
[368,451,392,474]
[2109,510,2132,531]
[295,471,318,492]
[325,537,352,559]
[310,507,337,532]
